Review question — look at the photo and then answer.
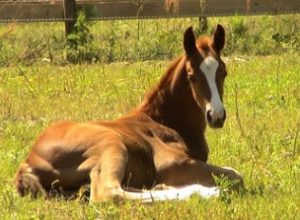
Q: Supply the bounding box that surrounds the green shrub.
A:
[66,10,99,63]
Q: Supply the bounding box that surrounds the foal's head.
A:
[184,25,227,128]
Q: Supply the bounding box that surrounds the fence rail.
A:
[1,0,300,23]
[1,0,299,37]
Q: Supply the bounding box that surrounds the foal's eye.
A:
[187,73,196,82]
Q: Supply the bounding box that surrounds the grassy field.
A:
[0,14,299,65]
[0,53,299,219]
[0,14,300,220]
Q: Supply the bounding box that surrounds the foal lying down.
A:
[15,24,243,202]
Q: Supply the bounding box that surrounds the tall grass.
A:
[0,14,299,65]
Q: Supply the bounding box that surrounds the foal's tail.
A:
[15,162,46,198]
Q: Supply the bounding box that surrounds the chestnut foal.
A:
[15,25,243,202]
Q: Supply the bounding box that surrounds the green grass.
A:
[0,53,299,219]
[0,14,299,65]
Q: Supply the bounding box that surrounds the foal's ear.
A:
[184,27,197,57]
[212,24,225,54]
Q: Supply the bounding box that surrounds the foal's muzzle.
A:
[206,109,226,128]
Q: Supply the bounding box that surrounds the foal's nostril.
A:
[206,110,213,123]
[223,109,226,121]
[206,109,226,128]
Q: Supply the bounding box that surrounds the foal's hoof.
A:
[222,167,244,190]
[89,187,125,204]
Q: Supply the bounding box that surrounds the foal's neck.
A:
[137,57,209,161]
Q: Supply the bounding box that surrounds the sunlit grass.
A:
[0,54,299,219]
[0,14,299,65]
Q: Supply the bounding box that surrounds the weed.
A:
[66,10,99,63]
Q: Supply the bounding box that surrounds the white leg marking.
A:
[122,184,219,202]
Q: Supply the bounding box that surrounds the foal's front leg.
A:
[89,144,128,202]
[159,159,244,189]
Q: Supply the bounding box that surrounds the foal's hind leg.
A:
[89,144,128,202]
[160,159,244,189]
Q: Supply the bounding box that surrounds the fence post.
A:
[63,0,77,37]
[198,16,208,33]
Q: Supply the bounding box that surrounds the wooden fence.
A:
[1,0,300,35]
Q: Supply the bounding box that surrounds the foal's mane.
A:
[149,56,183,95]
[140,35,212,107]
[196,36,212,52]
[137,35,213,119]
[137,55,184,113]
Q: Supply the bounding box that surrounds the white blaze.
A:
[200,56,224,120]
